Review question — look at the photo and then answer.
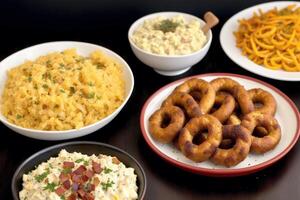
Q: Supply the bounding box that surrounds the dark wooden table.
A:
[1,0,300,199]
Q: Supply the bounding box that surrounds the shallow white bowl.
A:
[0,41,134,140]
[128,12,212,76]
[220,1,300,81]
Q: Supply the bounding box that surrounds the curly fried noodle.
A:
[234,5,300,72]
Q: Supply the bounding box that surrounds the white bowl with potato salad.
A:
[128,12,213,76]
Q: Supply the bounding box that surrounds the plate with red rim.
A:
[140,73,300,177]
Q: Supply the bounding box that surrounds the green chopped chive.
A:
[43,182,57,192]
[16,114,22,119]
[96,95,101,100]
[42,84,48,89]
[96,63,105,69]
[83,160,89,166]
[60,89,65,93]
[75,158,84,163]
[88,82,94,86]
[60,196,65,200]
[34,168,50,182]
[101,179,114,191]
[87,92,95,99]
[69,87,76,95]
[103,167,112,174]
[62,168,72,174]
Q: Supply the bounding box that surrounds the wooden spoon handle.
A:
[202,11,219,34]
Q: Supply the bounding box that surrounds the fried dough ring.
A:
[178,115,222,162]
[149,106,185,143]
[211,125,251,167]
[162,92,201,118]
[226,114,241,125]
[210,92,235,123]
[210,78,254,115]
[174,78,215,114]
[248,88,277,116]
[241,112,281,154]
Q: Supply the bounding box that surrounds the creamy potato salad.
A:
[131,15,207,55]
[19,150,138,200]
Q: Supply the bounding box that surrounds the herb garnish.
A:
[16,114,22,119]
[34,168,50,182]
[43,182,57,192]
[103,167,112,174]
[42,84,49,89]
[75,158,84,163]
[87,92,95,99]
[88,82,94,86]
[62,168,72,174]
[96,63,105,69]
[69,87,76,95]
[28,76,32,82]
[60,89,65,93]
[155,19,180,33]
[101,179,114,191]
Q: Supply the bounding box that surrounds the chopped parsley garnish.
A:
[34,168,50,182]
[16,114,22,119]
[87,92,95,99]
[60,89,65,93]
[155,19,180,33]
[28,76,32,82]
[60,196,66,200]
[59,63,65,68]
[96,95,101,100]
[101,179,114,191]
[75,158,84,163]
[69,87,76,95]
[83,160,89,166]
[88,82,94,86]
[43,182,57,192]
[42,84,49,89]
[103,167,112,174]
[62,168,72,174]
[96,63,105,69]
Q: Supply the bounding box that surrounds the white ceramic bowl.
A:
[128,12,212,76]
[0,41,134,140]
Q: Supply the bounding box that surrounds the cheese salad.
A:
[19,150,138,200]
[131,15,207,55]
[1,49,125,130]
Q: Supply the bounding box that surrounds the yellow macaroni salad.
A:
[1,49,125,130]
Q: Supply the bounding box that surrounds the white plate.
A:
[220,1,300,81]
[140,73,300,176]
[0,41,134,140]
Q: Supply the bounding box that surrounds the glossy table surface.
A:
[1,0,300,199]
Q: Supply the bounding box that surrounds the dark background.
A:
[1,0,300,199]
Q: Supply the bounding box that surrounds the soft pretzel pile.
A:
[149,77,281,167]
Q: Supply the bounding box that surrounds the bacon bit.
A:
[78,189,86,198]
[55,186,66,196]
[92,161,102,173]
[82,193,95,200]
[82,175,89,183]
[112,157,121,164]
[68,193,77,200]
[63,180,71,189]
[63,161,75,169]
[72,174,82,183]
[59,173,70,182]
[74,165,87,175]
[72,183,79,192]
[84,170,94,178]
[93,177,100,186]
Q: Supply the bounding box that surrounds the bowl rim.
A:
[11,141,147,200]
[128,11,213,58]
[0,41,135,134]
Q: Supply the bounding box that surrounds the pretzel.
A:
[210,78,254,115]
[149,106,185,143]
[174,78,215,114]
[241,112,281,154]
[211,125,251,167]
[178,115,222,162]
